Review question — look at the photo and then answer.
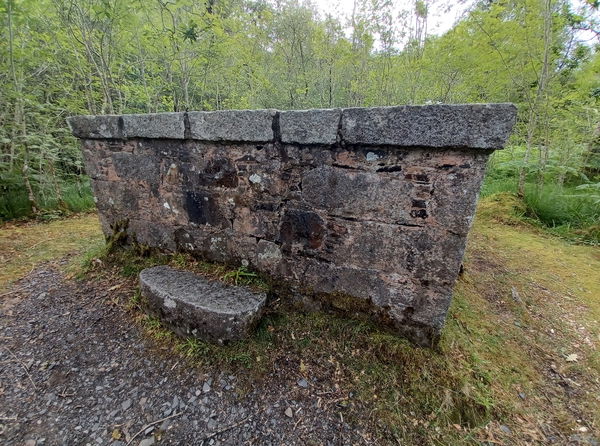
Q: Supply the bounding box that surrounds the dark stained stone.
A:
[184,191,228,228]
[139,265,267,342]
[279,209,326,250]
[183,158,239,188]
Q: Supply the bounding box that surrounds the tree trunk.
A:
[7,0,17,171]
[519,107,537,196]
[7,0,39,213]
[518,0,553,197]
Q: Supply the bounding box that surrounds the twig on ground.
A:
[3,347,37,390]
[26,237,57,250]
[125,411,182,446]
[0,288,23,298]
[200,415,252,442]
[58,386,75,398]
[293,416,303,430]
[0,416,17,421]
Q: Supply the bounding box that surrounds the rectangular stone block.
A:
[188,110,275,142]
[67,115,123,139]
[279,109,341,144]
[69,104,517,346]
[122,112,185,139]
[341,103,517,148]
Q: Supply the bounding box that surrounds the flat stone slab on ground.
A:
[139,265,267,342]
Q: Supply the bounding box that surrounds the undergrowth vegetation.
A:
[480,181,599,244]
[0,212,102,292]
[0,177,95,222]
[482,149,600,244]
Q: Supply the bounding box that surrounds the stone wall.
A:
[68,105,517,346]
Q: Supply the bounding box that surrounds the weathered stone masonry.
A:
[68,105,517,346]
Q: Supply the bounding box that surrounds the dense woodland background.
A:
[1,0,599,241]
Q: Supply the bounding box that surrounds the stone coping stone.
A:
[122,112,185,139]
[67,103,517,149]
[188,109,276,142]
[279,108,341,145]
[139,265,267,343]
[341,103,517,149]
[67,114,123,139]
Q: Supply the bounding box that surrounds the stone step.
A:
[139,265,267,343]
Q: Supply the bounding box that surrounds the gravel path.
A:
[0,264,373,445]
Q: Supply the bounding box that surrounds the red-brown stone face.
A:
[70,106,517,346]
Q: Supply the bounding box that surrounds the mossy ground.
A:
[1,196,598,444]
[0,212,103,293]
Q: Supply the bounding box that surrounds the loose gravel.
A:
[0,265,374,445]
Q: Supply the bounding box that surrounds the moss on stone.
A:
[105,218,130,253]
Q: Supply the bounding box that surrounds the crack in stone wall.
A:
[68,105,517,346]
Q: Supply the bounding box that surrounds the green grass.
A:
[481,177,600,244]
[62,181,96,212]
[133,302,515,437]
[76,242,270,294]
[0,177,95,222]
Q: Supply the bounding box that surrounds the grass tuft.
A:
[480,179,600,244]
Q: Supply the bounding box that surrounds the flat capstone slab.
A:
[188,109,276,142]
[67,103,517,149]
[279,108,341,144]
[139,265,267,343]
